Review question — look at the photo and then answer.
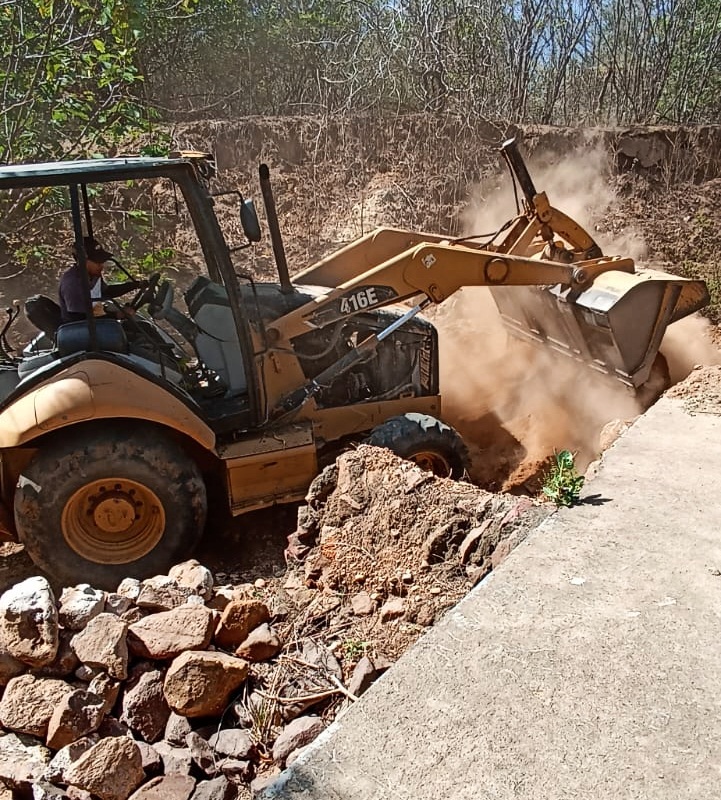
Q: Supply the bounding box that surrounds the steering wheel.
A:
[129,271,162,311]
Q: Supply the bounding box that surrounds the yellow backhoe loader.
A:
[0,139,708,587]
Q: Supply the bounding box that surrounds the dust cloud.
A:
[435,148,720,492]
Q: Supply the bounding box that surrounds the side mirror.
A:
[240,199,261,243]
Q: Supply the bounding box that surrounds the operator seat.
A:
[184,277,248,395]
[24,295,62,339]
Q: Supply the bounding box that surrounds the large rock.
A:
[168,560,214,600]
[152,741,193,775]
[58,585,106,630]
[64,737,144,800]
[43,736,98,784]
[272,716,325,765]
[128,774,196,799]
[0,732,51,790]
[163,651,248,718]
[234,623,282,662]
[46,688,106,750]
[214,600,269,650]
[127,606,214,660]
[0,675,72,738]
[348,656,378,697]
[136,576,192,611]
[208,728,253,761]
[0,576,58,667]
[121,669,170,743]
[190,775,235,800]
[71,613,128,680]
[186,732,217,777]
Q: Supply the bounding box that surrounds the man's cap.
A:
[82,236,113,263]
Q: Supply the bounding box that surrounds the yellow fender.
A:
[0,359,216,450]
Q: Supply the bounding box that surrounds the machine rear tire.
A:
[14,423,207,590]
[365,413,470,479]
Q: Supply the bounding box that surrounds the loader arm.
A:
[269,240,635,342]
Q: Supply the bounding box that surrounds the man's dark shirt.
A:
[59,265,139,323]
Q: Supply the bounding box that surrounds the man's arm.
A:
[102,279,146,300]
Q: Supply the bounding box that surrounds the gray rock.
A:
[301,639,342,680]
[71,613,128,680]
[105,593,133,616]
[347,656,378,697]
[43,736,98,784]
[152,741,193,775]
[163,651,248,718]
[0,576,58,667]
[249,770,281,796]
[186,731,217,777]
[121,669,170,743]
[219,759,251,781]
[65,736,144,800]
[128,606,213,660]
[46,688,106,750]
[208,728,253,760]
[234,623,282,662]
[272,716,324,765]
[135,740,163,778]
[137,576,192,611]
[58,585,105,631]
[164,712,193,746]
[32,781,69,799]
[0,675,73,738]
[168,560,214,600]
[214,600,269,650]
[190,775,235,800]
[116,578,141,601]
[0,731,51,790]
[128,774,196,799]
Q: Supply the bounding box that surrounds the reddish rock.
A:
[272,716,325,765]
[163,651,248,718]
[128,774,196,799]
[35,629,81,679]
[234,623,282,662]
[88,672,122,715]
[70,613,128,680]
[46,688,106,750]
[214,600,269,650]
[348,656,378,697]
[127,606,213,660]
[121,669,170,743]
[379,596,405,622]
[0,576,58,667]
[64,737,144,800]
[43,736,98,784]
[350,592,375,616]
[164,712,193,746]
[190,775,235,800]
[0,675,72,738]
[0,646,24,686]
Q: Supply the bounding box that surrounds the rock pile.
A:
[0,562,340,799]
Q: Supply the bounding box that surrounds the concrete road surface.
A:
[262,393,721,799]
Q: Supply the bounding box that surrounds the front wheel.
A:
[14,423,207,590]
[364,413,470,479]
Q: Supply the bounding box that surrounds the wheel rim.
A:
[62,478,165,565]
[409,450,453,477]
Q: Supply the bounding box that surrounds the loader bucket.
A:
[490,268,709,389]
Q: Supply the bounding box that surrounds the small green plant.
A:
[341,638,369,661]
[542,450,585,507]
